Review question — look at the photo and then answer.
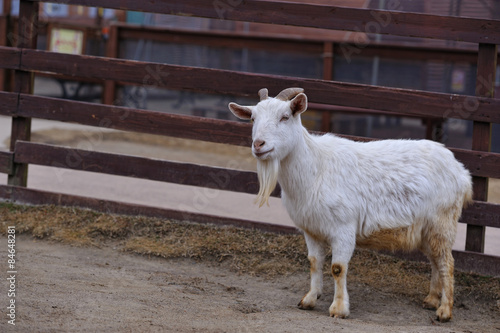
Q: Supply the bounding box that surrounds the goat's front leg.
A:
[298,232,326,310]
[329,233,355,318]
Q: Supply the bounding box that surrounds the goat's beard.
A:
[256,158,280,207]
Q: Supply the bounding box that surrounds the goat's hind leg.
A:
[422,255,442,310]
[298,232,326,310]
[435,249,454,322]
[421,232,455,322]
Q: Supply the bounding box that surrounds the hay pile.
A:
[1,202,498,311]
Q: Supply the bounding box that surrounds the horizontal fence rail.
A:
[15,94,253,146]
[451,148,500,179]
[1,47,500,124]
[7,140,500,230]
[13,141,264,195]
[0,184,297,234]
[1,93,500,180]
[0,151,13,174]
[30,0,500,44]
[114,23,500,64]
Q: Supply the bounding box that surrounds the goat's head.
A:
[228,88,308,206]
[228,87,308,161]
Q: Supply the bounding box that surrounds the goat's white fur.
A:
[229,88,473,322]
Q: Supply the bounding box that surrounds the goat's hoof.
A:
[423,295,440,310]
[329,303,349,319]
[436,306,452,322]
[298,302,315,310]
[298,292,318,310]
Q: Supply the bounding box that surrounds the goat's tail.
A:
[460,175,474,210]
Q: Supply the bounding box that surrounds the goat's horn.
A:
[275,87,304,101]
[258,88,269,101]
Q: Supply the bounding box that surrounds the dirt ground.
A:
[0,237,496,333]
[0,204,499,333]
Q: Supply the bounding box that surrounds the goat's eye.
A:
[250,117,255,123]
[280,115,290,122]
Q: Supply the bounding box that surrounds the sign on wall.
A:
[49,28,84,55]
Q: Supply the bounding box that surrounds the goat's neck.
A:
[278,127,322,197]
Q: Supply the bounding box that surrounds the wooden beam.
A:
[16,94,253,146]
[13,141,269,196]
[0,46,21,70]
[0,91,18,115]
[10,140,500,229]
[461,200,500,229]
[117,24,323,55]
[388,249,500,278]
[467,43,498,253]
[321,42,334,132]
[0,185,296,234]
[17,49,500,123]
[8,0,38,187]
[28,0,500,44]
[8,93,500,181]
[0,151,14,174]
[103,24,118,105]
[451,148,500,179]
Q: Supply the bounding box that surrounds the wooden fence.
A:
[0,0,499,276]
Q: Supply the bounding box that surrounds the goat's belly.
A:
[356,224,422,252]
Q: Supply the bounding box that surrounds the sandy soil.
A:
[0,236,498,333]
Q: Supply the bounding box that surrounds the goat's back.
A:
[284,134,472,239]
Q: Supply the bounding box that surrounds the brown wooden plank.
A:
[13,141,267,195]
[114,22,498,67]
[0,151,13,174]
[29,0,500,44]
[115,24,490,64]
[11,141,500,228]
[0,185,297,234]
[0,91,18,115]
[389,250,500,278]
[467,43,498,253]
[461,201,500,229]
[18,49,500,123]
[117,25,323,55]
[103,24,118,105]
[0,46,21,70]
[451,148,500,179]
[8,0,38,187]
[15,94,500,180]
[17,94,253,146]
[452,250,500,277]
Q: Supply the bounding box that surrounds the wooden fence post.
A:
[466,43,498,253]
[321,42,334,132]
[103,24,118,105]
[8,0,39,187]
[0,0,13,92]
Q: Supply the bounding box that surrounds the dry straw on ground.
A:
[0,202,498,314]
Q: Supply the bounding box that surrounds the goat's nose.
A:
[253,139,265,150]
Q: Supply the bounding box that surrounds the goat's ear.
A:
[290,93,308,116]
[228,102,253,120]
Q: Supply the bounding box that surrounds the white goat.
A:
[228,88,472,322]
